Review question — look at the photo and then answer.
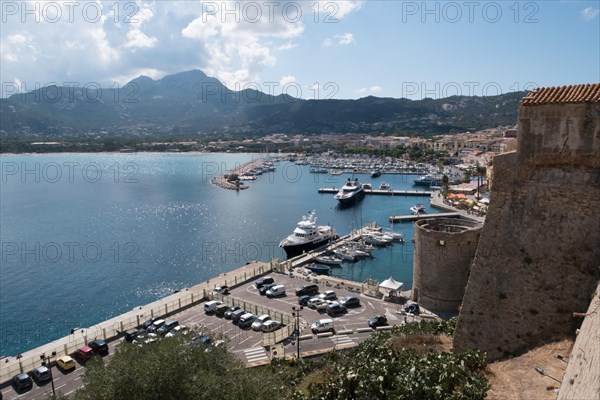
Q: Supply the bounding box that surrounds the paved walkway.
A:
[429,190,486,224]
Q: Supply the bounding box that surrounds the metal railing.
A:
[0,263,273,385]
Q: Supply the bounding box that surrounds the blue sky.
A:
[1,1,598,99]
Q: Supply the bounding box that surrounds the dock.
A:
[211,158,265,190]
[318,188,432,197]
[389,212,461,223]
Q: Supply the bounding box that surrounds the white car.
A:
[165,325,188,337]
[307,297,326,309]
[251,314,271,331]
[318,290,337,300]
[261,320,282,332]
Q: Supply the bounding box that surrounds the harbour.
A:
[0,152,441,359]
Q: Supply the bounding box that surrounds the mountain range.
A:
[0,70,525,138]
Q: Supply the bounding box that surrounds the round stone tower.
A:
[412,218,483,314]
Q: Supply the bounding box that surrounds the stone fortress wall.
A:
[412,218,483,314]
[453,87,600,361]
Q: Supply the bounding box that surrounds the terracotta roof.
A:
[521,83,600,106]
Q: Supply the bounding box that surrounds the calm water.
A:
[0,153,435,355]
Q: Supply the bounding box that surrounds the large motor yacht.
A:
[334,177,365,205]
[279,211,338,258]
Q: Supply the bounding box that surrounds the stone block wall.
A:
[412,218,482,314]
[453,101,600,360]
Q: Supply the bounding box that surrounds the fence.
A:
[0,262,274,385]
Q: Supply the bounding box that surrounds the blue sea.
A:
[0,153,435,355]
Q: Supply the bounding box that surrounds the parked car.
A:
[204,300,224,313]
[146,319,166,333]
[124,328,141,342]
[307,297,326,309]
[319,290,337,300]
[255,276,275,288]
[261,320,282,332]
[368,315,388,328]
[73,346,95,362]
[251,314,271,331]
[258,282,276,295]
[56,355,76,371]
[404,303,420,315]
[32,366,52,383]
[311,319,334,334]
[142,317,162,330]
[215,304,230,318]
[266,284,286,298]
[12,373,33,391]
[295,284,319,296]
[297,295,312,306]
[326,302,347,317]
[230,309,247,324]
[157,320,179,336]
[165,325,188,338]
[88,339,109,355]
[339,296,361,308]
[238,313,258,328]
[224,306,241,319]
[190,334,212,346]
[212,286,230,295]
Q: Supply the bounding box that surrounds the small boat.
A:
[379,182,390,190]
[315,255,343,266]
[306,263,331,274]
[330,170,343,176]
[413,174,443,187]
[382,228,404,242]
[362,182,372,190]
[333,249,357,262]
[370,169,382,178]
[410,204,426,215]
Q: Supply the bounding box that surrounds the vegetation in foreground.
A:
[50,318,488,400]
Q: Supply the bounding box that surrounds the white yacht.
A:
[410,204,426,214]
[279,211,337,258]
[334,177,365,205]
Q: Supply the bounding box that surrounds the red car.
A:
[74,346,94,361]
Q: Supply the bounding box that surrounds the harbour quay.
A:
[210,158,267,190]
[318,187,432,196]
[0,255,433,400]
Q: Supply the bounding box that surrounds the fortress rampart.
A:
[453,85,600,360]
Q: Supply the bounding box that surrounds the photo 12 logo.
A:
[2,81,139,104]
[1,241,140,264]
[400,81,539,100]
[400,1,540,24]
[1,161,139,184]
[1,1,141,24]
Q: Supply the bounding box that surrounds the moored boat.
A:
[334,177,365,206]
[279,211,338,258]
[315,255,343,266]
[306,263,331,274]
[410,204,426,215]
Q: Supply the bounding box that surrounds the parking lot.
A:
[0,271,412,400]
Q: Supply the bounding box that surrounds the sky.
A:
[1,0,599,100]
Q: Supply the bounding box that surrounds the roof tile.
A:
[521,83,600,106]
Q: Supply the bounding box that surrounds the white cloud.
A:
[323,33,355,47]
[0,0,364,96]
[355,86,383,95]
[279,75,297,86]
[310,1,364,19]
[582,7,600,20]
[336,33,355,45]
[124,29,158,49]
[278,41,297,51]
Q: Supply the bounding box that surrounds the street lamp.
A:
[292,306,303,359]
[40,351,56,396]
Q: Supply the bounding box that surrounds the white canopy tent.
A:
[378,276,404,299]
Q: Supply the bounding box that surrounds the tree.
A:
[67,334,289,400]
